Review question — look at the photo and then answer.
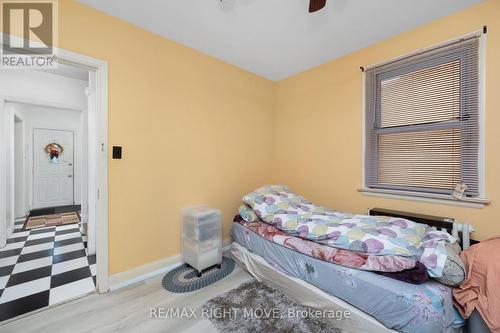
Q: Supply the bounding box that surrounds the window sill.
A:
[358,188,491,208]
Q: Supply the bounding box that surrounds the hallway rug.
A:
[24,212,80,230]
[203,279,342,333]
[162,257,235,293]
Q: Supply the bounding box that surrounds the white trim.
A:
[222,239,232,255]
[361,31,488,204]
[109,239,232,291]
[0,99,6,248]
[478,33,487,198]
[6,104,15,237]
[360,71,366,190]
[52,46,109,294]
[0,33,109,293]
[85,72,96,255]
[13,113,26,219]
[363,28,484,71]
[109,255,182,291]
[359,188,490,208]
[0,95,82,112]
[94,61,109,293]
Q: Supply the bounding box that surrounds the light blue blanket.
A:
[233,222,465,333]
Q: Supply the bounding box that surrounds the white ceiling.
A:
[78,0,483,81]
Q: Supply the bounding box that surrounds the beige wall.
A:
[273,0,500,241]
[57,1,274,274]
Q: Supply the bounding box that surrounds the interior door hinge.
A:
[97,189,100,200]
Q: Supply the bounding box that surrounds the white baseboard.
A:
[108,254,182,291]
[222,239,232,253]
[7,223,14,239]
[108,239,232,292]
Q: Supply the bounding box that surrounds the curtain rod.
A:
[360,26,486,72]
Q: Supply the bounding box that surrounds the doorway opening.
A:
[0,43,109,322]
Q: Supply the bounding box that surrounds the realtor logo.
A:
[1,0,58,68]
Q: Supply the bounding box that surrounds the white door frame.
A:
[13,113,26,219]
[0,99,7,248]
[0,34,109,293]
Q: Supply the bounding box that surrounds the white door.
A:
[33,129,74,209]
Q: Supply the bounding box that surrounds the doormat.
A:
[29,205,82,217]
[162,257,235,293]
[24,212,80,230]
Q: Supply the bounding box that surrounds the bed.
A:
[231,217,465,333]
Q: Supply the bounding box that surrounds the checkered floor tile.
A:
[0,218,96,322]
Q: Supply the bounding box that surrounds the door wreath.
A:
[45,143,64,162]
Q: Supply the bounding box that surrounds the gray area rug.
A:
[162,257,235,293]
[203,279,342,333]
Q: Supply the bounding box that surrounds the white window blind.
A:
[365,36,480,197]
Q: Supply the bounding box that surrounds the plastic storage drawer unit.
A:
[181,205,222,276]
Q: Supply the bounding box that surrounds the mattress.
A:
[231,241,396,333]
[232,221,465,333]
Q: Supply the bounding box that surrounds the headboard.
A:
[368,208,479,247]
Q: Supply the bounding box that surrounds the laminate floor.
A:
[1,264,252,333]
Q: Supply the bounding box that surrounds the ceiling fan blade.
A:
[309,0,326,13]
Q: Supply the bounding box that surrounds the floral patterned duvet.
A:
[242,185,457,277]
[235,216,417,272]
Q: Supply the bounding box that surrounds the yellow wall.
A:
[57,1,274,274]
[273,0,500,241]
[5,0,499,275]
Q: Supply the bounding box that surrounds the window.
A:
[364,36,481,198]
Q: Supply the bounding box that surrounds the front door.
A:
[33,129,74,209]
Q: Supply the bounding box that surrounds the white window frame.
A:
[360,30,489,208]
